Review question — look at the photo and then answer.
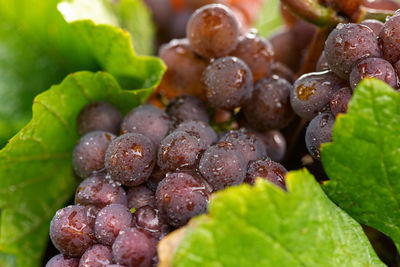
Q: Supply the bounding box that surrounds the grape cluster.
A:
[47,94,288,265]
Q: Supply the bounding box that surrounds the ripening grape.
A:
[166,94,210,123]
[94,204,132,246]
[230,32,274,82]
[79,244,113,267]
[271,62,295,83]
[77,102,122,136]
[155,172,209,227]
[330,87,353,117]
[73,131,115,179]
[379,12,400,64]
[186,4,240,58]
[324,23,381,79]
[121,104,172,146]
[360,19,384,36]
[46,254,79,267]
[50,205,96,257]
[202,56,253,110]
[105,133,156,186]
[245,159,287,189]
[251,129,287,162]
[243,76,295,130]
[305,112,335,160]
[291,71,346,120]
[361,0,400,10]
[199,142,247,190]
[174,120,218,148]
[75,172,127,208]
[126,185,155,209]
[316,52,329,72]
[349,57,397,90]
[133,205,170,239]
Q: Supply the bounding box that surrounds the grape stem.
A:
[354,6,395,22]
[280,0,345,27]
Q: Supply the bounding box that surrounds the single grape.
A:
[349,57,397,90]
[112,228,157,267]
[202,56,253,110]
[158,39,208,99]
[330,87,352,117]
[46,254,79,267]
[155,172,209,227]
[245,159,287,189]
[126,185,155,210]
[251,129,287,162]
[230,32,274,82]
[50,205,96,257]
[183,0,225,10]
[133,205,170,239]
[121,104,171,146]
[73,131,115,179]
[219,129,267,163]
[213,108,232,124]
[174,120,217,148]
[305,112,335,160]
[271,62,295,83]
[243,76,295,130]
[360,19,384,36]
[95,204,132,246]
[379,12,400,64]
[395,60,400,78]
[157,131,203,171]
[199,142,247,190]
[316,52,330,72]
[186,4,240,58]
[75,172,127,208]
[362,0,400,11]
[77,102,122,136]
[167,94,209,123]
[84,205,100,227]
[105,133,156,186]
[324,23,381,79]
[146,166,166,192]
[291,71,346,120]
[79,244,113,267]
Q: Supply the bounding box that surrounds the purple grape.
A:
[324,23,381,79]
[350,57,397,90]
[271,62,295,83]
[105,133,156,186]
[157,131,203,171]
[186,4,240,59]
[126,185,155,209]
[379,12,400,64]
[395,60,400,78]
[291,71,347,120]
[94,204,132,246]
[316,52,329,72]
[202,56,253,110]
[155,172,209,227]
[46,254,79,267]
[77,102,122,136]
[199,142,247,190]
[252,129,287,162]
[146,166,166,192]
[243,76,295,130]
[330,87,352,117]
[133,205,170,239]
[230,32,274,82]
[174,120,217,148]
[166,95,210,123]
[360,19,384,36]
[73,131,115,179]
[121,104,171,146]
[245,159,287,189]
[219,129,267,163]
[305,112,335,160]
[112,228,157,267]
[79,244,113,267]
[75,172,127,208]
[50,205,96,257]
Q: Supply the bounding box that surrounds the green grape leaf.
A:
[0,0,163,146]
[254,0,283,37]
[322,78,400,251]
[160,169,383,267]
[0,71,152,267]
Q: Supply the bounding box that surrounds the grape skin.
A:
[46,254,79,267]
[105,133,156,186]
[73,131,115,179]
[77,102,122,136]
[245,159,287,189]
[79,244,113,267]
[243,76,295,130]
[133,205,170,239]
[271,62,295,83]
[174,120,217,148]
[202,56,253,110]
[94,204,132,246]
[155,172,209,227]
[50,205,96,257]
[379,12,400,64]
[305,112,335,160]
[330,87,352,117]
[186,4,240,58]
[316,52,329,72]
[249,129,287,162]
[324,23,381,79]
[126,185,155,209]
[166,94,210,123]
[360,19,384,36]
